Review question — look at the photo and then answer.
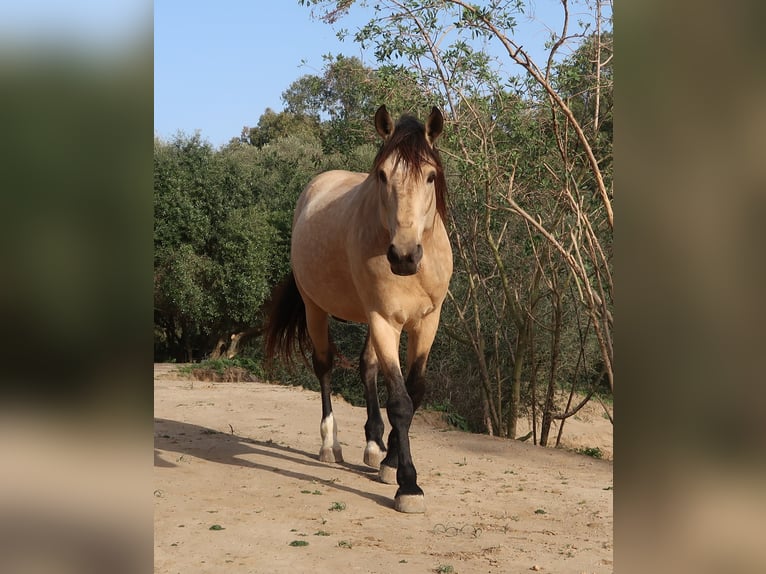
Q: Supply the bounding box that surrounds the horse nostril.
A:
[388,244,421,265]
[387,244,399,264]
[413,244,423,264]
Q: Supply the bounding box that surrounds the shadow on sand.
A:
[154,418,393,509]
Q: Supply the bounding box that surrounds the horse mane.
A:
[372,114,448,220]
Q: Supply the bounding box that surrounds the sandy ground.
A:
[154,364,612,573]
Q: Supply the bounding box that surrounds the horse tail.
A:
[263,272,311,365]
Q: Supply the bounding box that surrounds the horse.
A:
[264,105,453,513]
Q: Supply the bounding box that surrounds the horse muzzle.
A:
[387,243,423,276]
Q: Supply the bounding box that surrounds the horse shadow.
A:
[154,418,393,509]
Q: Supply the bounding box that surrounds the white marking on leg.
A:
[363,440,385,468]
[319,413,343,463]
[379,464,398,484]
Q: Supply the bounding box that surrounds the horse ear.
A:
[426,107,444,144]
[375,105,394,139]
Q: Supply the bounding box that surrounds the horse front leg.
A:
[379,309,441,487]
[404,306,442,413]
[360,331,386,468]
[369,313,424,513]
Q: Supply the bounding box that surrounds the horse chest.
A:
[394,302,436,328]
[375,282,439,327]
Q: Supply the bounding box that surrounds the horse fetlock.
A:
[379,464,398,484]
[363,441,386,468]
[319,414,342,462]
[319,446,344,463]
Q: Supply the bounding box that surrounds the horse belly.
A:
[293,255,367,323]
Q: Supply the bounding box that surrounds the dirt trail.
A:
[154,364,613,573]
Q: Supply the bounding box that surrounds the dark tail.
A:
[263,272,311,364]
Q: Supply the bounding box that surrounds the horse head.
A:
[373,105,446,276]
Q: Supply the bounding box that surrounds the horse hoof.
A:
[379,464,398,484]
[319,447,343,463]
[394,493,426,514]
[363,442,385,468]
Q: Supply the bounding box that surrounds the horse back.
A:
[291,170,370,323]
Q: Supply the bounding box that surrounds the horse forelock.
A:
[372,115,448,220]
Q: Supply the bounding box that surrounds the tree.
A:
[240,108,320,148]
[153,134,282,361]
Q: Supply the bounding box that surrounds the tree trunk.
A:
[225,327,262,358]
[539,290,562,446]
[209,336,227,359]
[507,336,526,439]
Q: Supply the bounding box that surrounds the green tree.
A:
[154,134,282,361]
[240,107,320,148]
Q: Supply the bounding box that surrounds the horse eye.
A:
[427,172,436,184]
[378,170,388,184]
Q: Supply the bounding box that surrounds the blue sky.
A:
[154,1,370,147]
[0,0,149,49]
[155,1,607,148]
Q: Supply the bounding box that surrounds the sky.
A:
[154,1,607,148]
[0,0,150,50]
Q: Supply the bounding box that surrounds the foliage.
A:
[181,357,264,379]
[576,446,604,459]
[427,401,470,431]
[154,134,283,361]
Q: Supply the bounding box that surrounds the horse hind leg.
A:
[315,349,343,463]
[360,331,386,468]
[304,300,343,463]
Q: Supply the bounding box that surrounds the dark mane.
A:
[372,114,448,220]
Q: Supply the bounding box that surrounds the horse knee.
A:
[406,378,426,411]
[387,394,414,427]
[406,359,427,409]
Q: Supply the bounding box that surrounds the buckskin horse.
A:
[264,105,453,513]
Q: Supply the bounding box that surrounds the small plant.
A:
[329,501,346,511]
[576,446,603,459]
[338,540,352,548]
[184,357,263,382]
[435,565,454,573]
[534,508,546,515]
[288,540,309,547]
[209,524,225,530]
[314,530,331,536]
[301,489,322,495]
[428,401,470,431]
